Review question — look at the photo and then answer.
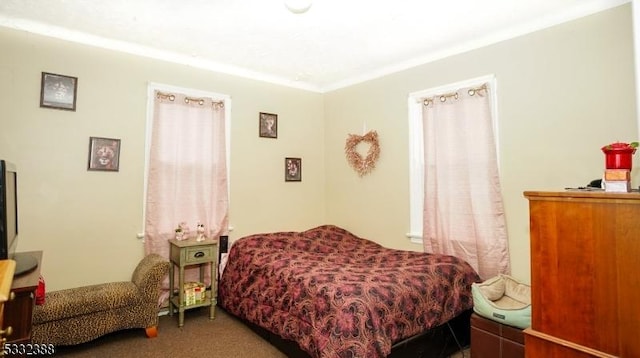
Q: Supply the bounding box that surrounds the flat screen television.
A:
[0,160,38,276]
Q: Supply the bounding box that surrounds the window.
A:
[408,75,499,242]
[407,75,510,279]
[143,82,231,252]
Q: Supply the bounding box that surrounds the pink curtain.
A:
[421,84,510,280]
[145,90,229,305]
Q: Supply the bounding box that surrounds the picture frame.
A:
[88,137,121,172]
[259,112,278,138]
[40,72,78,111]
[285,157,302,182]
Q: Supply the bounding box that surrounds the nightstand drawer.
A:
[185,245,215,264]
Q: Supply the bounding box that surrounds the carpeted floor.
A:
[54,307,471,357]
[55,308,287,357]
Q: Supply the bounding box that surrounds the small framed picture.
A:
[285,157,302,182]
[88,137,121,172]
[40,72,78,111]
[259,112,278,138]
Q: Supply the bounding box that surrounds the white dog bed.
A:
[471,274,531,329]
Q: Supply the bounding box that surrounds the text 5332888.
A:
[3,343,55,356]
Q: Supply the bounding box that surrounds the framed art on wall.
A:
[88,137,121,171]
[285,157,301,182]
[40,72,78,111]
[259,112,278,138]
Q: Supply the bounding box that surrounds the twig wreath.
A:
[344,130,380,177]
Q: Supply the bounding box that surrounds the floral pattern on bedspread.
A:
[218,225,480,358]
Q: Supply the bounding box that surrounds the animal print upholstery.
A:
[31,254,170,346]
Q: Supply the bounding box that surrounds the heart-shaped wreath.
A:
[344,130,380,177]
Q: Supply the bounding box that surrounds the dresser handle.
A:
[0,326,12,338]
[194,252,204,258]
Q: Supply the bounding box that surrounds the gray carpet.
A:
[54,307,471,357]
[55,307,287,357]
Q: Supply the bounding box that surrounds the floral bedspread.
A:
[218,225,480,358]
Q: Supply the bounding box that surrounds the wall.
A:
[0,28,325,290]
[323,4,637,283]
[0,4,636,290]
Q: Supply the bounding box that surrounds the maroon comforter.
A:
[218,225,480,358]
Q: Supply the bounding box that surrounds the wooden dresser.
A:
[523,191,639,358]
[3,251,42,345]
[0,260,16,355]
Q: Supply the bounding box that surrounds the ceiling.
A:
[0,0,630,92]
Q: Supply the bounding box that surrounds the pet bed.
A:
[471,274,531,329]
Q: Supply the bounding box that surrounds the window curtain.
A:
[421,84,510,280]
[145,90,229,305]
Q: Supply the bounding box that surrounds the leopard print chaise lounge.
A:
[31,254,170,346]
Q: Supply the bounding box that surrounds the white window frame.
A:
[406,74,499,244]
[139,82,232,238]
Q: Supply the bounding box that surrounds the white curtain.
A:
[145,90,229,305]
[421,84,510,280]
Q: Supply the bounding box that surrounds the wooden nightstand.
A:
[168,238,218,327]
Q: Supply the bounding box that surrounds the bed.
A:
[218,225,480,358]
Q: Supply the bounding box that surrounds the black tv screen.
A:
[0,160,37,275]
[0,159,18,260]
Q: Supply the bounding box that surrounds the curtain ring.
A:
[468,89,476,96]
[184,97,205,105]
[157,92,175,101]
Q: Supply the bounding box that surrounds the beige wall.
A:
[324,4,637,283]
[0,28,325,290]
[0,4,636,290]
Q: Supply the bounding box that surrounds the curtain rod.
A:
[421,83,487,107]
[156,91,224,107]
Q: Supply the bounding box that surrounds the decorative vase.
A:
[602,145,636,170]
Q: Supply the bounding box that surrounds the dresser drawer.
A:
[471,313,524,358]
[184,245,215,264]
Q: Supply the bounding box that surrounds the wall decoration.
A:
[88,137,121,171]
[285,157,302,182]
[345,130,380,177]
[40,72,78,111]
[259,112,278,138]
